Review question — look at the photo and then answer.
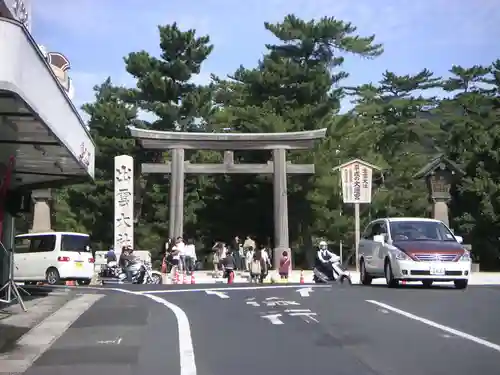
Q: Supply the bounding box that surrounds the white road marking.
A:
[142,293,197,375]
[297,287,314,297]
[367,300,500,353]
[205,290,230,299]
[97,337,122,345]
[114,288,197,375]
[136,284,328,294]
[0,294,103,373]
[261,313,284,325]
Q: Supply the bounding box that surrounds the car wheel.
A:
[46,268,61,285]
[422,280,433,288]
[360,260,373,285]
[454,279,468,289]
[77,279,91,286]
[384,261,399,288]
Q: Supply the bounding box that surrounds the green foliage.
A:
[51,15,500,269]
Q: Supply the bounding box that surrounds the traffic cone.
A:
[228,271,235,284]
[183,271,188,284]
[299,270,305,284]
[190,273,196,284]
[175,270,180,284]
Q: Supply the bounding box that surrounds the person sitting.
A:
[105,247,117,264]
[315,241,337,280]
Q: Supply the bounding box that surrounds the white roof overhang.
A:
[0,17,95,190]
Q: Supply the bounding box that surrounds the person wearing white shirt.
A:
[173,237,186,272]
[245,247,254,272]
[260,247,270,267]
[184,239,197,274]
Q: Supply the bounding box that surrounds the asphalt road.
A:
[22,283,500,375]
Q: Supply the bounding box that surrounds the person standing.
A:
[173,237,186,272]
[211,241,222,278]
[243,235,256,252]
[231,236,241,270]
[184,239,197,274]
[279,250,291,280]
[245,246,254,272]
[238,242,245,271]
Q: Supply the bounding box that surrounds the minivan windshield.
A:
[390,221,456,242]
[61,234,91,252]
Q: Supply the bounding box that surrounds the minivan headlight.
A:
[459,251,471,262]
[395,250,411,261]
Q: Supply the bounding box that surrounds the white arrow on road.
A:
[297,287,314,297]
[205,290,230,299]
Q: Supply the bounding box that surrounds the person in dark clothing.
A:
[119,246,135,282]
[223,249,236,281]
[230,236,241,270]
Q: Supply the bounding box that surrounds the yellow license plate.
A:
[75,262,83,268]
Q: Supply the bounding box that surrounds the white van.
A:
[14,232,94,286]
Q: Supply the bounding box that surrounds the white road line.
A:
[115,288,197,375]
[143,294,197,375]
[0,294,104,373]
[136,284,329,294]
[366,299,500,353]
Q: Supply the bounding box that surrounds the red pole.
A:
[0,156,15,242]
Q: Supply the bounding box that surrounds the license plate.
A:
[430,264,445,276]
[75,262,83,268]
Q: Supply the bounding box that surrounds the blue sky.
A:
[32,0,500,119]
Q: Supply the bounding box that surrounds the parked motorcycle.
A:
[100,257,162,285]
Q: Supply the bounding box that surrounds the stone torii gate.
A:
[129,126,326,268]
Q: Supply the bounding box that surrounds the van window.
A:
[32,235,57,252]
[61,235,91,252]
[15,235,56,253]
[14,237,31,254]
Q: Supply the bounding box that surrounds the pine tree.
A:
[52,79,138,249]
[439,62,500,267]
[122,23,215,256]
[212,15,383,264]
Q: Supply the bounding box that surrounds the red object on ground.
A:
[190,273,196,284]
[299,270,305,284]
[0,156,15,242]
[228,270,235,284]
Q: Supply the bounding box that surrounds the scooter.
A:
[313,259,352,285]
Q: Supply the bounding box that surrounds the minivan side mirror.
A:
[455,235,463,244]
[373,234,385,244]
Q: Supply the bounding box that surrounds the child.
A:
[250,249,262,283]
[279,250,290,280]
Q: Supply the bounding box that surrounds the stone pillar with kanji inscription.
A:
[114,155,134,252]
